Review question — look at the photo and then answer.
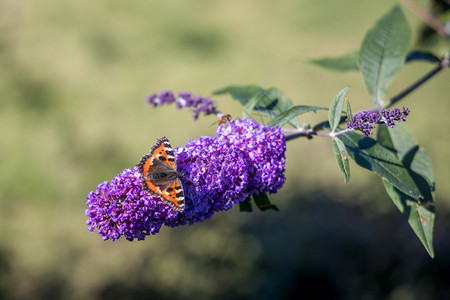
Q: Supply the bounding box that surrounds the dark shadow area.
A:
[1,191,448,300]
[244,190,450,299]
[0,247,11,300]
[98,281,164,300]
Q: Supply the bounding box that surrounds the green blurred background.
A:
[1,0,450,299]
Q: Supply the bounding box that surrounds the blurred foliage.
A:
[0,0,449,299]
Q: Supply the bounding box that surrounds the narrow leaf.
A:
[382,179,435,257]
[358,6,411,105]
[345,97,353,122]
[338,131,422,201]
[341,126,435,257]
[405,51,440,63]
[242,89,281,119]
[253,193,279,212]
[213,85,265,106]
[246,90,299,128]
[332,137,351,182]
[308,51,359,72]
[215,84,299,128]
[378,125,435,257]
[328,87,350,132]
[378,124,435,199]
[267,105,327,128]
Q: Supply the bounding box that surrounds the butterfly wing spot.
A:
[160,181,185,212]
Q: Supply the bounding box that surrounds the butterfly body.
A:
[137,137,185,212]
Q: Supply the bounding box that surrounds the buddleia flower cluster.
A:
[346,107,410,136]
[85,118,286,241]
[146,90,218,120]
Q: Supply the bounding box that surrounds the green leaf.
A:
[332,137,350,182]
[242,89,274,119]
[345,97,353,122]
[377,124,435,199]
[213,85,281,114]
[308,51,359,72]
[252,88,288,115]
[358,6,411,105]
[267,105,327,128]
[340,127,435,257]
[239,197,253,212]
[338,131,422,201]
[252,193,279,212]
[382,179,435,257]
[378,125,435,257]
[405,51,440,64]
[213,85,265,107]
[214,85,299,128]
[242,88,296,126]
[328,87,350,132]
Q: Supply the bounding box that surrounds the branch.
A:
[285,54,449,141]
[387,54,450,108]
[398,0,446,35]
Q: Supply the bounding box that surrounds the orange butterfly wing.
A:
[137,137,185,212]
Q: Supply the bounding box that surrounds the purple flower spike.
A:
[346,111,380,136]
[86,118,286,241]
[146,90,218,120]
[85,167,179,241]
[170,118,286,226]
[346,107,411,136]
[380,107,410,127]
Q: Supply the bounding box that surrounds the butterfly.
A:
[137,136,185,212]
